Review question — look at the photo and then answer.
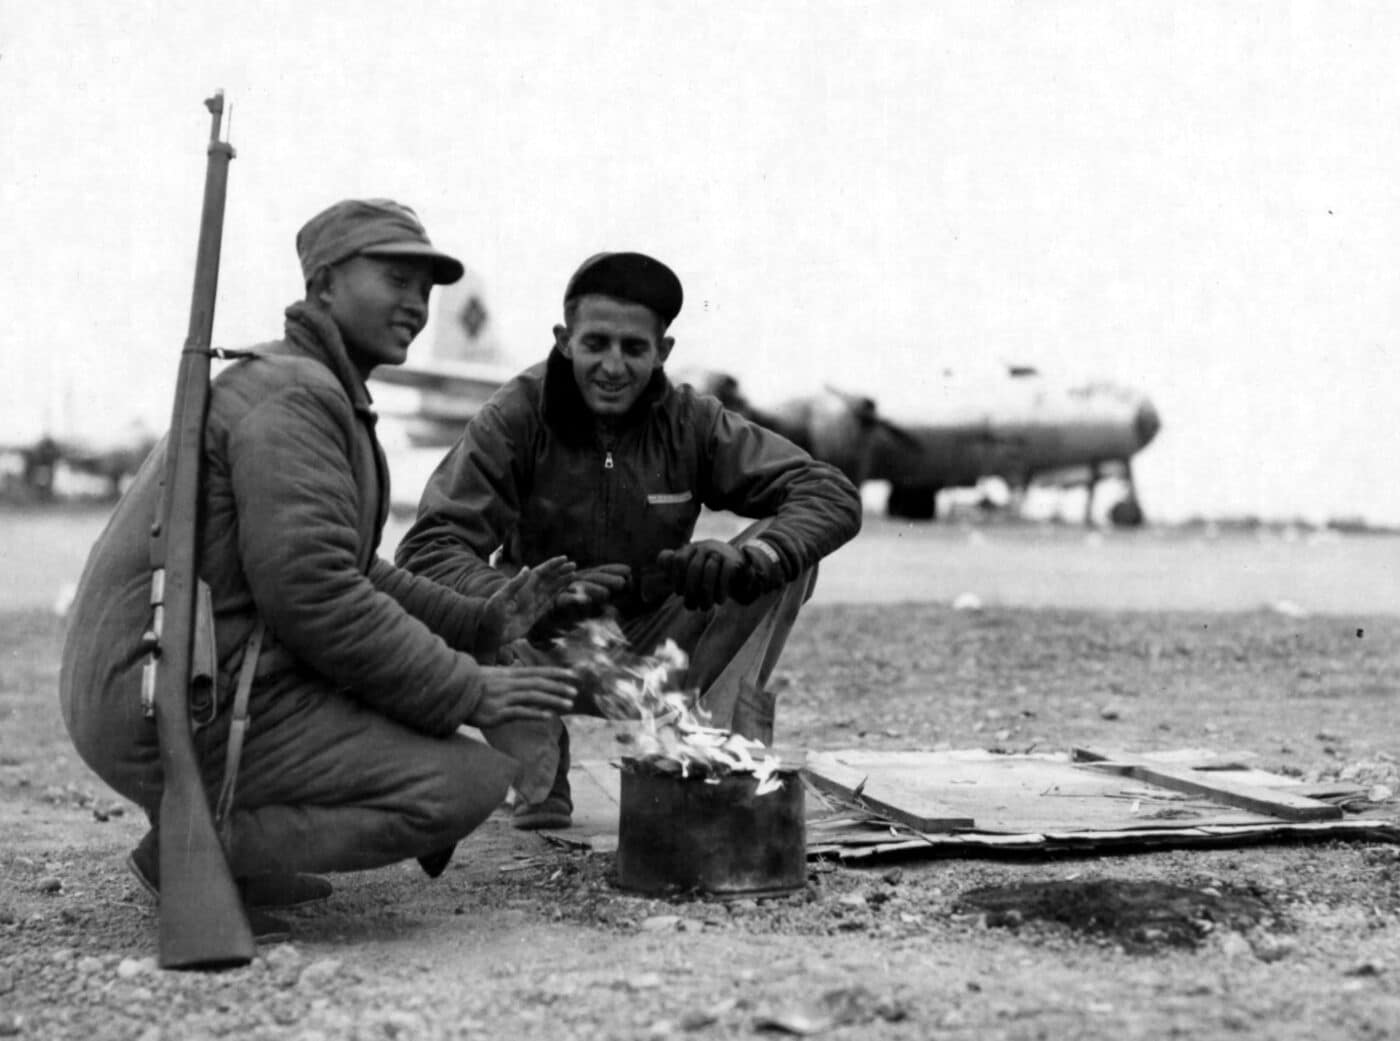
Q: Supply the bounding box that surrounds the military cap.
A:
[296,198,464,285]
[563,251,683,326]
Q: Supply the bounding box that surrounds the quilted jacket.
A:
[60,302,498,807]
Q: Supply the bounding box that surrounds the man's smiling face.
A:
[321,254,433,374]
[556,294,673,418]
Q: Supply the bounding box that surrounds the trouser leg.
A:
[195,689,518,877]
[621,520,818,744]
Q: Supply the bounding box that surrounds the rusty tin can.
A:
[616,761,806,897]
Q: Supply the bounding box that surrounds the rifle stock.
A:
[147,92,252,969]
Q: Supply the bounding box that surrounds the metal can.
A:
[616,761,807,897]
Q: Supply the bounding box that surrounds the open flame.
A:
[552,618,784,795]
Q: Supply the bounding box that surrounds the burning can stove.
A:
[616,759,807,897]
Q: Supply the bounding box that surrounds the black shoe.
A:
[511,793,574,830]
[246,907,291,944]
[128,830,332,909]
[417,846,456,879]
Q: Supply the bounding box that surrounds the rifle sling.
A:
[214,619,265,835]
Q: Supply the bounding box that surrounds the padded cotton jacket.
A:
[60,303,499,806]
[396,350,863,616]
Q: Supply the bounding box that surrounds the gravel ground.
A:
[3,603,1399,1040]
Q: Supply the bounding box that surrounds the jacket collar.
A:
[541,347,669,442]
[281,301,376,416]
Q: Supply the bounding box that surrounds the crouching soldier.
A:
[395,251,863,829]
[59,199,578,936]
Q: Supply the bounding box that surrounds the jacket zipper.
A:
[598,436,617,561]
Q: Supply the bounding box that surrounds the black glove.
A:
[729,540,788,605]
[657,540,747,611]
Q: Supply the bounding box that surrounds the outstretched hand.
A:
[529,562,633,636]
[485,557,579,644]
[468,666,577,728]
[557,563,632,611]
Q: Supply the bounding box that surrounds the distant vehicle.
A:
[0,425,158,502]
[681,366,1162,526]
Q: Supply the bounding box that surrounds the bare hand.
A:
[468,666,578,728]
[485,557,578,644]
[556,563,632,612]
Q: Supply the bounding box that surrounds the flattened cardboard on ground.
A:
[802,748,1399,861]
[543,751,1397,864]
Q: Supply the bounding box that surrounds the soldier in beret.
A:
[60,199,579,937]
[397,251,863,829]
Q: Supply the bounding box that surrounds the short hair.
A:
[562,294,668,341]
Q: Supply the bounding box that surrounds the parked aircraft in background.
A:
[374,351,1162,527]
[0,423,158,502]
[370,269,519,447]
[370,265,1161,526]
[681,366,1161,526]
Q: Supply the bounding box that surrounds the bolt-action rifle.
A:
[141,91,252,969]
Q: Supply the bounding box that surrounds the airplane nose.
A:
[1135,400,1162,448]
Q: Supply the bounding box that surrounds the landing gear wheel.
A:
[887,485,939,521]
[1109,497,1145,528]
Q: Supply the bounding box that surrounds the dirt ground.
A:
[4,587,1400,1040]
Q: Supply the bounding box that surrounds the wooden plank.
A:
[1071,747,1342,822]
[803,754,975,832]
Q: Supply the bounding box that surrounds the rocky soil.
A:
[3,604,1399,1040]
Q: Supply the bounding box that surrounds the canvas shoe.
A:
[127,829,332,909]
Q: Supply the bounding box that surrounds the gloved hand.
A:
[657,539,747,611]
[728,540,788,605]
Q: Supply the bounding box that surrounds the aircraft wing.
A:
[369,360,514,449]
[369,359,510,400]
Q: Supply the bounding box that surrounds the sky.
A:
[3,1,1398,525]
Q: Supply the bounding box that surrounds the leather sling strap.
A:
[214,619,265,836]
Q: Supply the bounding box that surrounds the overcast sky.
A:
[4,1,1397,524]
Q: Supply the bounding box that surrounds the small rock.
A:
[1344,959,1386,977]
[1099,705,1121,721]
[265,943,303,965]
[298,958,342,988]
[1250,934,1297,963]
[1217,931,1252,960]
[882,868,904,885]
[952,593,982,612]
[378,1010,425,1037]
[644,1020,675,1040]
[640,915,682,932]
[1368,785,1394,803]
[36,877,62,895]
[624,972,664,990]
[0,1012,22,1037]
[679,1009,718,1031]
[837,893,868,908]
[116,956,156,979]
[76,956,103,975]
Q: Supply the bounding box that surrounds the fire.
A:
[552,618,784,795]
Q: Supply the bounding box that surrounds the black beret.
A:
[563,252,683,326]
